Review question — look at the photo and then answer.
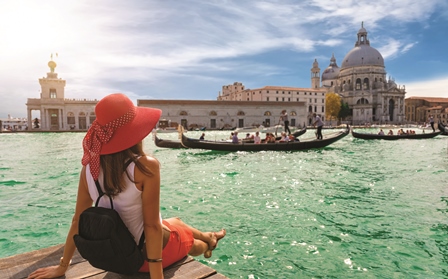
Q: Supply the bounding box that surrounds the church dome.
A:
[322,53,340,81]
[341,24,384,69]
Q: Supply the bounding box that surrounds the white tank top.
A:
[86,162,144,244]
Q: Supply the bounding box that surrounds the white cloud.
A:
[405,77,448,97]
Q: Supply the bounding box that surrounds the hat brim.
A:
[100,106,161,155]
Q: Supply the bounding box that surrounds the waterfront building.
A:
[405,97,448,124]
[320,24,406,125]
[27,61,308,131]
[217,83,325,126]
[26,60,98,131]
[138,99,306,130]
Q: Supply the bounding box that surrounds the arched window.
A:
[356,98,369,104]
[356,78,362,90]
[363,78,369,89]
[209,111,217,116]
[290,111,297,116]
[264,111,271,116]
[179,111,188,116]
[237,111,245,116]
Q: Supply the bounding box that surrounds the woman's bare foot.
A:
[204,229,226,258]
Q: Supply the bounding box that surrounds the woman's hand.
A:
[27,265,66,279]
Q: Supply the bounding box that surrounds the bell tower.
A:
[311,59,320,89]
[39,54,66,100]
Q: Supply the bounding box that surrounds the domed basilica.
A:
[315,24,406,124]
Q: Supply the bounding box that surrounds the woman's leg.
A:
[164,217,226,257]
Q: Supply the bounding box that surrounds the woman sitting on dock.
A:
[28,94,225,279]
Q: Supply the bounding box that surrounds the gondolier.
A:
[280,110,291,135]
[312,113,324,140]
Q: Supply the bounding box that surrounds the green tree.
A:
[325,93,341,125]
[338,100,351,121]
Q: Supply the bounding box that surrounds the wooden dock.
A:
[0,244,229,279]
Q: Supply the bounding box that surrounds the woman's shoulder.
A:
[137,155,160,170]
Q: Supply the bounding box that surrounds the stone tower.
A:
[311,59,320,89]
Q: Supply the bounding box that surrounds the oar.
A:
[274,117,281,137]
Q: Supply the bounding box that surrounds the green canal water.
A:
[1,129,447,278]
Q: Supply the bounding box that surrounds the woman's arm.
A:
[28,166,93,279]
[136,156,164,279]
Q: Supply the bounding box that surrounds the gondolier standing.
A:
[313,113,324,140]
[428,115,435,132]
[281,110,291,135]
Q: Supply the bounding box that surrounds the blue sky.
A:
[1,0,448,118]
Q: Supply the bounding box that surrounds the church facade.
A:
[318,24,406,124]
[217,24,406,125]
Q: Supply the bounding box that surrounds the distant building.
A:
[405,97,448,124]
[218,83,325,126]
[138,99,306,130]
[0,115,28,131]
[320,24,406,124]
[217,24,407,125]
[26,60,98,131]
[27,60,306,131]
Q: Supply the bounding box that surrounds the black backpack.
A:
[74,180,145,275]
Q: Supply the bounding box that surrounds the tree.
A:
[325,93,341,125]
[338,101,350,121]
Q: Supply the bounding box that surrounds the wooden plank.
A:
[206,274,231,279]
[0,245,229,279]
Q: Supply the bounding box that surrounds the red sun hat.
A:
[82,93,161,180]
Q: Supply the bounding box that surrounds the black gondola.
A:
[352,128,441,140]
[180,126,349,152]
[154,127,308,149]
[154,135,185,149]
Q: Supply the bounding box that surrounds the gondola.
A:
[154,135,185,149]
[438,121,448,136]
[351,128,442,140]
[179,125,349,152]
[154,127,308,149]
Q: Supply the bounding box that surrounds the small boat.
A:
[180,126,349,152]
[438,121,448,136]
[154,135,185,149]
[351,128,442,140]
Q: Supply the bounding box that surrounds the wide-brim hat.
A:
[89,93,161,155]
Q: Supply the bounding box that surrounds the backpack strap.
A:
[138,232,145,250]
[94,179,114,209]
[94,167,146,249]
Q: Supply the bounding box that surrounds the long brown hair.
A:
[99,141,153,197]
